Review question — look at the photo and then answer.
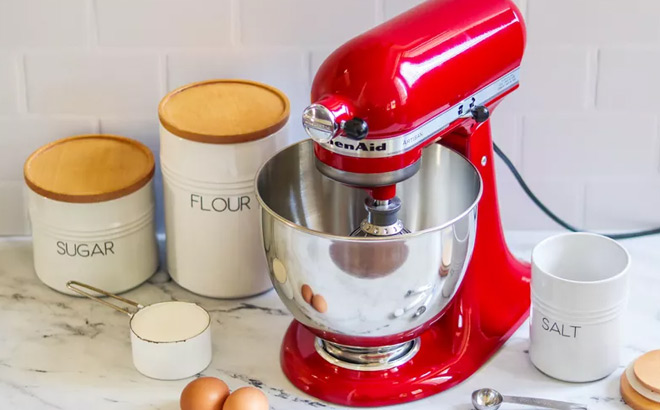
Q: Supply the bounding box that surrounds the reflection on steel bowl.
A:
[255,140,482,346]
[329,241,409,279]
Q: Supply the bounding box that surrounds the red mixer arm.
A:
[442,118,531,330]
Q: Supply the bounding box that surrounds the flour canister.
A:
[24,135,159,295]
[159,79,289,298]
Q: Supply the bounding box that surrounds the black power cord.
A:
[493,143,660,240]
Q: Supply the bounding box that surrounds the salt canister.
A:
[159,79,289,298]
[24,135,159,295]
[529,233,630,382]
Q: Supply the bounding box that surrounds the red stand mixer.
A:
[256,0,530,406]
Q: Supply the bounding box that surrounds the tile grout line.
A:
[580,182,588,229]
[22,185,31,236]
[514,114,523,167]
[305,51,314,91]
[520,0,529,22]
[15,53,28,113]
[375,0,385,24]
[230,0,241,48]
[86,0,99,49]
[159,53,169,96]
[93,117,101,134]
[655,114,660,174]
[518,115,526,175]
[587,47,600,111]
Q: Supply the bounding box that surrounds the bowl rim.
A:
[255,139,483,242]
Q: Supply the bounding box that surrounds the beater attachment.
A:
[350,196,410,237]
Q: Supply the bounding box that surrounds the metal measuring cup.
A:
[67,281,212,380]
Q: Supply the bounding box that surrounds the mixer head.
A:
[302,0,524,204]
[350,196,410,237]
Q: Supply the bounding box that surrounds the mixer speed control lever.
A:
[342,118,369,140]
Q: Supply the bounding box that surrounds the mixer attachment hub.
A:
[350,196,410,237]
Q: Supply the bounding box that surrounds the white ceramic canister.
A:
[159,79,289,298]
[24,135,158,295]
[530,233,630,382]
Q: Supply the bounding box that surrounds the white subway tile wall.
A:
[585,180,660,230]
[0,181,28,236]
[522,114,658,177]
[96,0,233,47]
[0,0,88,48]
[240,0,378,46]
[509,47,593,112]
[597,47,660,111]
[25,52,162,115]
[382,0,426,18]
[527,0,660,46]
[0,0,657,235]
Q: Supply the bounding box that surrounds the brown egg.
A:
[180,377,230,410]
[223,386,269,410]
[311,294,328,313]
[301,284,313,304]
[439,263,450,277]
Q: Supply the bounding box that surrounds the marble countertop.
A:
[1,232,658,410]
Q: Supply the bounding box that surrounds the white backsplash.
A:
[0,0,659,235]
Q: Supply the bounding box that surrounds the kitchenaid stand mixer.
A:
[256,0,530,406]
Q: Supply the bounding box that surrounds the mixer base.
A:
[280,260,531,407]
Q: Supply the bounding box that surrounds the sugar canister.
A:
[159,79,289,298]
[24,135,159,295]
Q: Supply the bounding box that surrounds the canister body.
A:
[160,125,287,298]
[529,233,630,382]
[28,182,158,295]
[530,298,625,382]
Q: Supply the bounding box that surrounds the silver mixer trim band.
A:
[314,337,422,371]
[315,157,421,187]
[319,67,521,158]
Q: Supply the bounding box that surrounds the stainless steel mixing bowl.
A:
[256,140,482,349]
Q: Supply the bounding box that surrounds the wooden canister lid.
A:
[158,79,290,144]
[24,135,155,203]
[621,371,660,410]
[635,350,660,393]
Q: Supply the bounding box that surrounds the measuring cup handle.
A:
[66,281,143,316]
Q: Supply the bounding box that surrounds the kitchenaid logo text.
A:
[327,140,387,152]
[57,241,115,257]
[190,194,251,213]
[541,316,581,338]
[319,68,520,159]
